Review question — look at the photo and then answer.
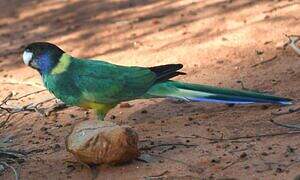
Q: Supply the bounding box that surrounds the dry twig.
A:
[9,89,47,101]
[140,142,198,151]
[271,106,300,116]
[284,34,300,55]
[0,90,68,128]
[251,55,278,67]
[222,158,242,170]
[150,153,204,175]
[196,131,300,142]
[0,78,44,88]
[0,161,19,180]
[270,119,300,130]
[0,84,67,180]
[144,170,169,179]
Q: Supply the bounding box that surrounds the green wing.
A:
[70,57,157,104]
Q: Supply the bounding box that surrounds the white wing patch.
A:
[23,51,33,65]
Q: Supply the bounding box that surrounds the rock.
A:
[137,154,155,163]
[211,157,221,164]
[119,102,133,108]
[0,164,4,173]
[294,174,300,180]
[240,152,247,159]
[141,110,148,114]
[66,120,139,165]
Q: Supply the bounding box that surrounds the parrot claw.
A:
[96,110,106,121]
[96,114,105,121]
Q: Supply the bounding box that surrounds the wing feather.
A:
[71,58,157,104]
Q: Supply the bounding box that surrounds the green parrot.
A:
[23,42,292,120]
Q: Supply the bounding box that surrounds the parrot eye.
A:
[23,50,33,65]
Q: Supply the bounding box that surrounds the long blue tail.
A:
[146,81,293,105]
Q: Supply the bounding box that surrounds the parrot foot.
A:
[96,110,106,121]
[93,103,116,121]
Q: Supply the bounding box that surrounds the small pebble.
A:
[240,152,247,159]
[52,144,61,152]
[64,123,72,127]
[141,110,147,114]
[286,145,295,153]
[55,124,63,128]
[211,158,220,164]
[120,103,132,108]
[294,174,300,180]
[69,114,76,118]
[275,167,284,173]
[40,127,48,131]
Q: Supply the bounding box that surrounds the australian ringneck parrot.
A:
[22,42,292,120]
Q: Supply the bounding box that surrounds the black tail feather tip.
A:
[149,63,186,82]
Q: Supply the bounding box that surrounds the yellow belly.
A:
[80,102,115,112]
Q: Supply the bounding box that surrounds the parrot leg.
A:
[94,104,116,121]
[96,110,106,121]
[80,102,116,121]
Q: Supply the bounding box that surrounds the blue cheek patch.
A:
[37,53,54,74]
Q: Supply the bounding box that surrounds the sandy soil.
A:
[0,0,300,179]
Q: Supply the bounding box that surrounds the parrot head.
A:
[23,42,64,74]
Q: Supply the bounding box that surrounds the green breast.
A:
[43,73,81,106]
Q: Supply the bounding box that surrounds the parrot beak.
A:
[29,59,39,70]
[23,50,39,70]
[23,50,33,65]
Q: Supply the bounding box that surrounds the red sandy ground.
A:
[0,0,300,179]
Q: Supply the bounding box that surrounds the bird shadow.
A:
[125,98,271,125]
[1,0,298,70]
